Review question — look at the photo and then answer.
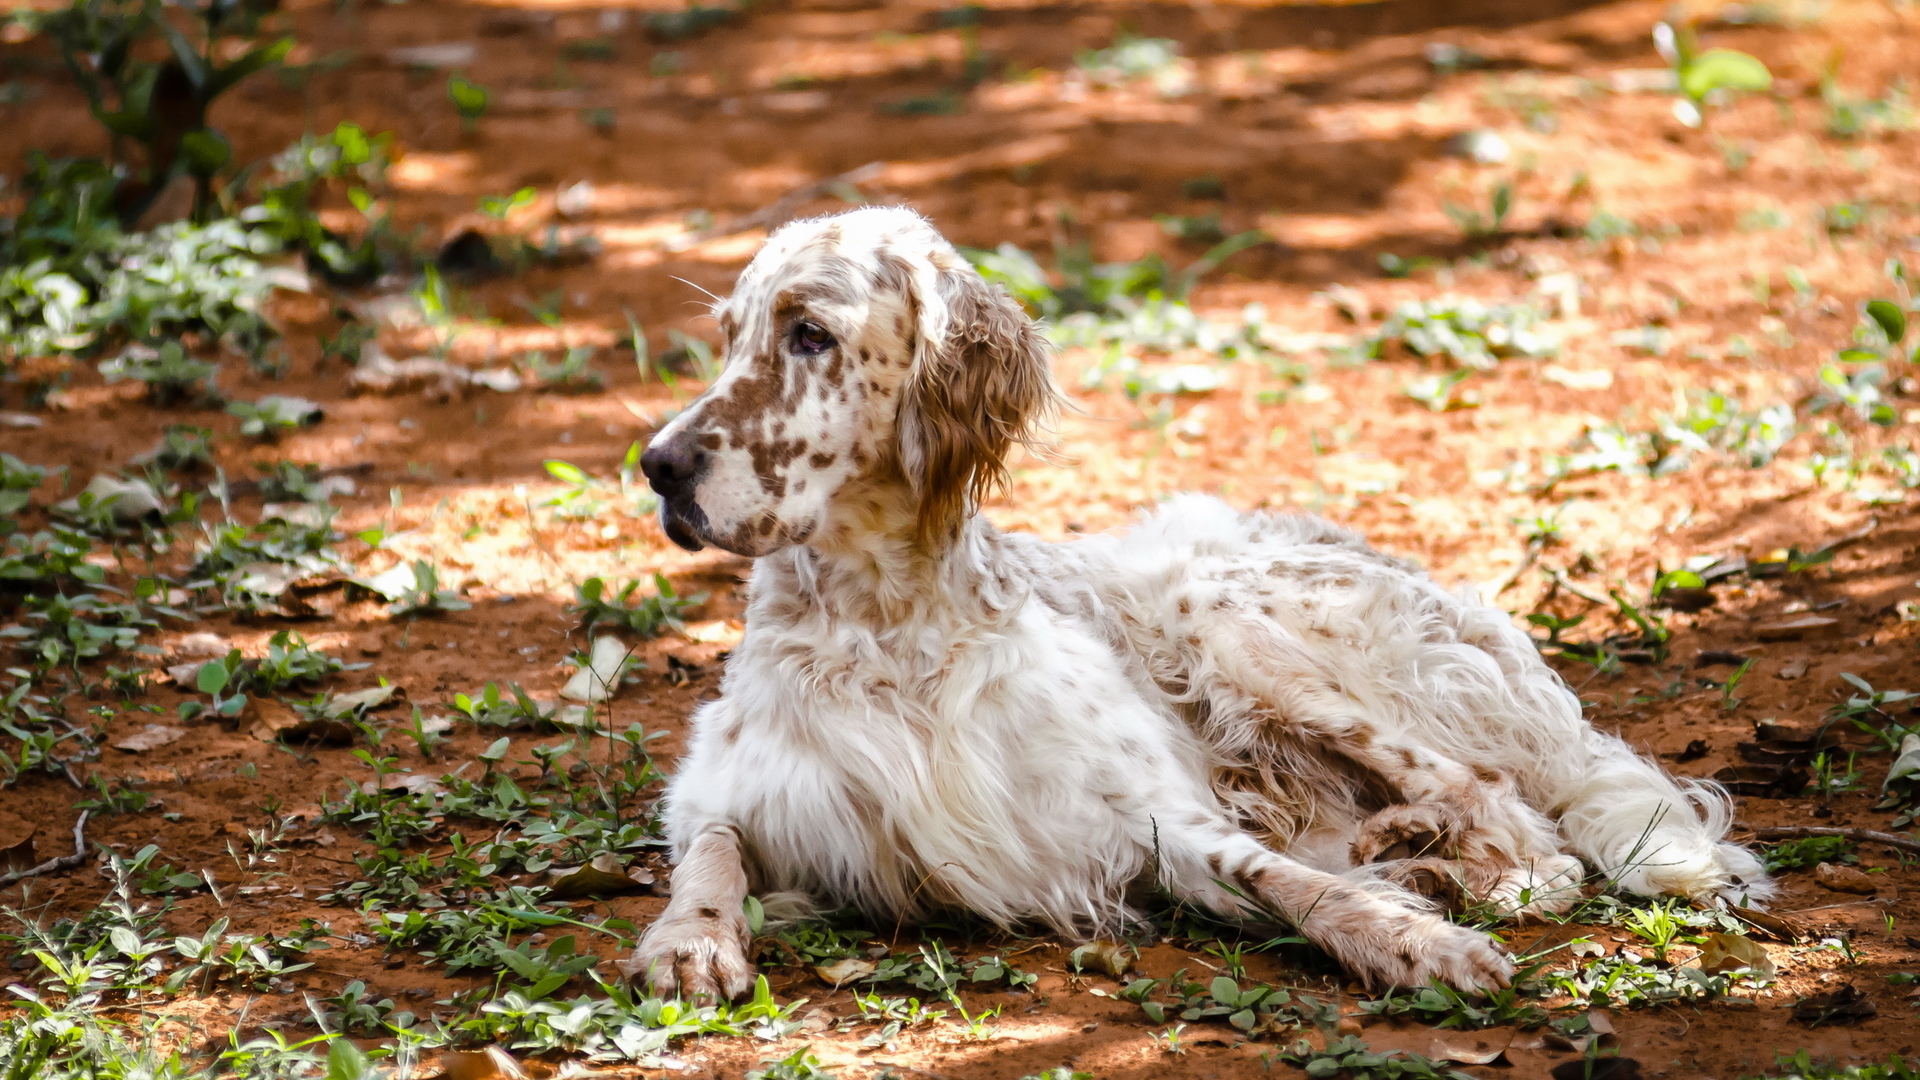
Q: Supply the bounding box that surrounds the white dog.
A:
[621,206,1769,998]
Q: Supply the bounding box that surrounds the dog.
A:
[621,206,1769,998]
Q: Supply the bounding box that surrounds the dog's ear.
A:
[898,261,1057,548]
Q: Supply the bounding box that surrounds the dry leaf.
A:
[814,957,877,987]
[1585,1009,1616,1034]
[441,1047,528,1080]
[171,632,233,658]
[1792,983,1877,1026]
[1069,940,1134,978]
[0,831,35,874]
[1695,932,1774,976]
[1429,1031,1511,1064]
[1754,615,1840,642]
[1814,862,1880,895]
[112,724,185,752]
[548,852,648,899]
[562,637,630,703]
[1569,939,1606,958]
[1776,657,1809,680]
[360,773,445,797]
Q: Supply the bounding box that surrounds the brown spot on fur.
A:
[1398,746,1421,770]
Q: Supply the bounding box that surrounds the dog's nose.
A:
[640,437,704,500]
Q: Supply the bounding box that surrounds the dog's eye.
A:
[792,321,835,354]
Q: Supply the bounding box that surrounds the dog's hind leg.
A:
[1151,811,1513,992]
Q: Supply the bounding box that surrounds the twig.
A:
[0,810,90,887]
[1748,825,1920,857]
[1541,565,1610,607]
[669,163,883,251]
[1485,543,1540,599]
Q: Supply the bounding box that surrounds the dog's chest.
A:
[671,600,1193,922]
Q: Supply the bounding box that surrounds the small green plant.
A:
[479,186,537,221]
[1363,297,1556,368]
[1753,1050,1920,1080]
[1443,181,1513,240]
[1275,1034,1474,1079]
[1763,835,1858,872]
[386,560,471,617]
[747,1046,835,1080]
[571,573,696,637]
[97,340,219,403]
[447,73,490,130]
[524,346,606,392]
[1655,20,1772,128]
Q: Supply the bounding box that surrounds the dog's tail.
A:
[1543,720,1774,907]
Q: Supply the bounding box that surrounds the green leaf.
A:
[1652,569,1704,595]
[1680,49,1772,101]
[1210,976,1240,1004]
[196,661,229,695]
[325,1036,372,1080]
[1867,299,1908,344]
[179,129,231,177]
[545,460,590,485]
[207,37,294,98]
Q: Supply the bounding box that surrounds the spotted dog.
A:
[622,206,1771,999]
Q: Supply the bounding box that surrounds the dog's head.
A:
[640,207,1056,557]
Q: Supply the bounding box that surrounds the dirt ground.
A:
[5,0,1920,1076]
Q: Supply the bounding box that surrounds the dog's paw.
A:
[619,905,754,1001]
[1350,803,1457,865]
[1485,854,1586,919]
[1327,903,1513,993]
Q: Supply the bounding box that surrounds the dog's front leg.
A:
[618,826,755,999]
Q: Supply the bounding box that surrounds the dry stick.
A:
[1541,565,1611,607]
[1748,825,1920,858]
[0,810,90,888]
[1486,543,1541,599]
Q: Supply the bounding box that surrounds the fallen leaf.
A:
[1776,657,1809,680]
[1585,1009,1616,1034]
[1712,764,1809,797]
[1814,861,1880,895]
[814,957,877,987]
[1792,983,1877,1026]
[171,632,233,658]
[562,636,631,703]
[1754,615,1840,642]
[441,1047,527,1080]
[112,724,185,752]
[1695,932,1774,976]
[548,852,649,899]
[1429,1030,1510,1064]
[360,773,445,797]
[1069,940,1134,978]
[1568,940,1606,958]
[0,831,35,874]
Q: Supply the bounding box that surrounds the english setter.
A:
[622,206,1768,998]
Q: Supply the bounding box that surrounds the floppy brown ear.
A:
[897,263,1058,548]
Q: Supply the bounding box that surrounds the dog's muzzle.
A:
[640,436,710,552]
